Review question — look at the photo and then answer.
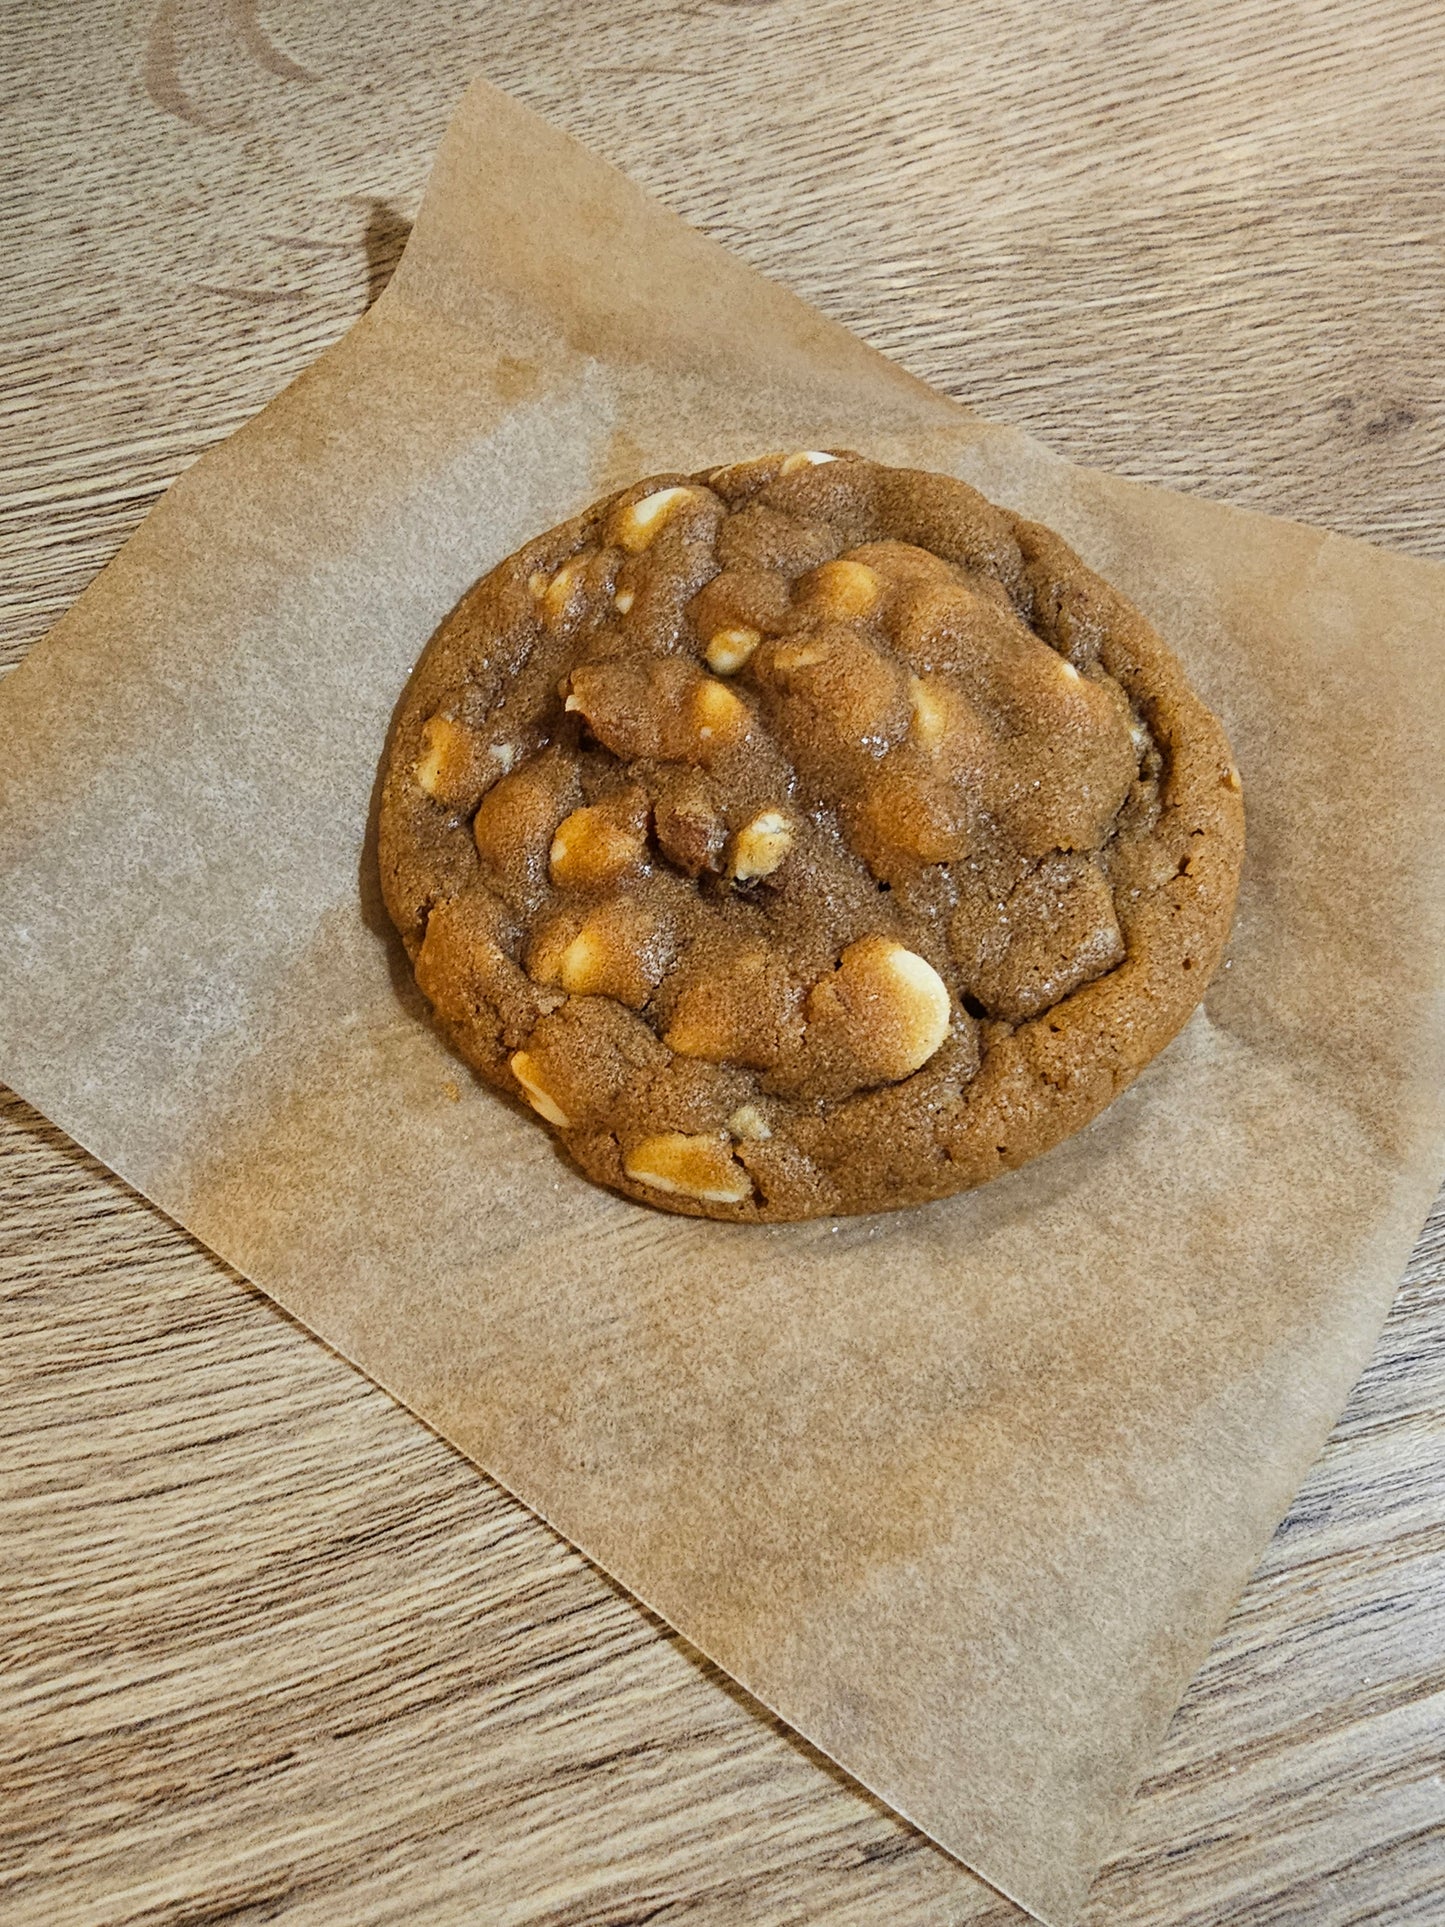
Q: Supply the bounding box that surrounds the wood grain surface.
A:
[3,4,1443,1922]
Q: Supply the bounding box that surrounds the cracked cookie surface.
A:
[378,454,1244,1220]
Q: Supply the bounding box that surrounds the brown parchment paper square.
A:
[3,80,1444,1927]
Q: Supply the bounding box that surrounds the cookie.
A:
[378,453,1244,1220]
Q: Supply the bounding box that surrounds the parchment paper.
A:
[4,80,1445,1927]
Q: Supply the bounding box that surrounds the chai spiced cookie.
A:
[378,453,1244,1220]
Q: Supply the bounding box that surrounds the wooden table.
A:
[4,5,1443,1921]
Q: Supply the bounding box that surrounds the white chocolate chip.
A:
[878,945,952,1060]
[414,714,475,800]
[707,456,778,489]
[525,915,578,987]
[705,625,762,675]
[553,900,665,1008]
[801,558,881,618]
[509,1051,572,1128]
[1058,658,1081,681]
[527,570,548,598]
[808,936,953,1083]
[779,450,839,475]
[558,923,612,996]
[729,810,793,882]
[855,941,951,1075]
[612,486,700,554]
[418,727,516,805]
[549,801,647,888]
[690,677,749,749]
[726,1103,771,1142]
[541,555,589,623]
[908,675,950,752]
[1224,764,1243,792]
[614,587,635,614]
[770,639,828,674]
[623,1132,754,1204]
